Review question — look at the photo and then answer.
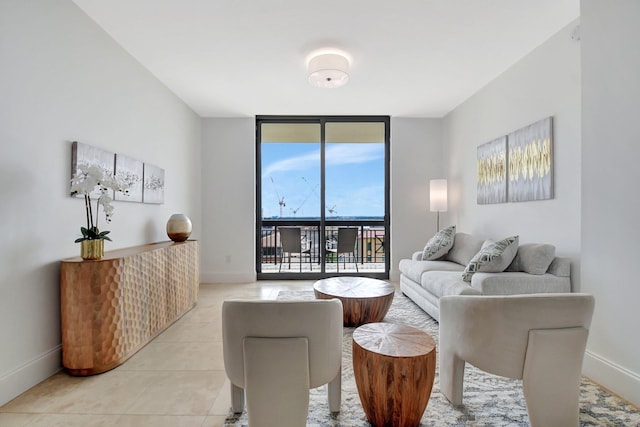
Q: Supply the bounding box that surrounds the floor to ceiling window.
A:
[256,116,390,279]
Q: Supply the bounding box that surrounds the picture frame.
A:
[477,136,507,204]
[114,154,143,202]
[70,141,115,199]
[507,117,553,202]
[143,163,165,204]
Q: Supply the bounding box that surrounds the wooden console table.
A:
[60,240,199,376]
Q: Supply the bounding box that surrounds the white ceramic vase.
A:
[166,214,192,242]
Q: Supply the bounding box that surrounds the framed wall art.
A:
[114,154,143,202]
[143,163,165,204]
[507,117,553,202]
[70,141,115,198]
[477,136,507,204]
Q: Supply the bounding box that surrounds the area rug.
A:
[224,290,640,426]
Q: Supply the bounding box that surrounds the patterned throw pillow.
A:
[421,225,456,260]
[462,235,519,282]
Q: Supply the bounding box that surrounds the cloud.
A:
[262,150,318,178]
[262,143,383,178]
[326,144,383,166]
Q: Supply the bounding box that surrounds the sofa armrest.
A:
[471,272,571,295]
[411,251,424,261]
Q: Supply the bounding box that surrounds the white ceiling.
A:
[72,0,579,118]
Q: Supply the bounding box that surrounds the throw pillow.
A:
[445,233,486,266]
[462,235,519,282]
[506,243,556,275]
[421,225,456,260]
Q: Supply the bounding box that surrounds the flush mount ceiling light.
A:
[307,52,350,89]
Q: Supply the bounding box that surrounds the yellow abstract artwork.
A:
[477,136,507,204]
[507,117,553,202]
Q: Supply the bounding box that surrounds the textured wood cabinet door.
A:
[60,241,199,376]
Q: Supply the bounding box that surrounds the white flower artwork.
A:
[71,141,115,199]
[143,163,165,204]
[114,154,143,202]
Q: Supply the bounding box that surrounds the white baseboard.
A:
[0,345,62,406]
[583,349,640,407]
[200,271,257,284]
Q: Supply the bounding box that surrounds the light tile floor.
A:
[0,281,317,427]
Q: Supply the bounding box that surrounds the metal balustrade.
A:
[258,220,386,275]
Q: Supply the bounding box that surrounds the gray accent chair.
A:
[222,299,343,427]
[439,293,595,427]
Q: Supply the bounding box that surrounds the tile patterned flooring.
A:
[0,281,320,427]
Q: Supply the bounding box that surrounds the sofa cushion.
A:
[445,233,485,266]
[506,243,556,275]
[462,236,519,282]
[421,225,456,260]
[470,271,571,295]
[420,271,482,298]
[547,257,571,277]
[399,259,465,284]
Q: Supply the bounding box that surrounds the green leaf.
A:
[74,237,86,243]
[102,236,112,241]
[80,227,89,237]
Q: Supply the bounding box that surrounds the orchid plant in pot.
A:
[70,164,130,259]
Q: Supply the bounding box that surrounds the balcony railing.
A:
[259,219,386,275]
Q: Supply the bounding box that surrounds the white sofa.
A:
[399,232,571,321]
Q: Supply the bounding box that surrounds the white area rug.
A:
[224,290,640,426]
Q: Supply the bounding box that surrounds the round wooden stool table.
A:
[313,277,395,326]
[352,322,436,427]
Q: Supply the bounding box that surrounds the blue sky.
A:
[261,142,385,218]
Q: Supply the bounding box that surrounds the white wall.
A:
[390,118,443,280]
[199,117,442,283]
[580,0,640,406]
[442,21,582,265]
[0,0,201,405]
[200,118,256,283]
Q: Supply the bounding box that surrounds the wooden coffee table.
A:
[313,277,395,326]
[352,322,436,427]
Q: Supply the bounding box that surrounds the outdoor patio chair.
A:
[327,227,359,272]
[279,227,312,272]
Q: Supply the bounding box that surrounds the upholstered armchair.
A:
[222,299,343,427]
[439,293,595,427]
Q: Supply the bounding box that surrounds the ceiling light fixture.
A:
[307,52,350,89]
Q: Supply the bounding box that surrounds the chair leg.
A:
[439,352,466,405]
[522,328,588,427]
[327,366,341,413]
[230,382,245,413]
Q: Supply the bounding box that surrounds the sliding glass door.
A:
[256,116,389,279]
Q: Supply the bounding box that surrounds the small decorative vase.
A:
[81,239,104,260]
[167,214,192,242]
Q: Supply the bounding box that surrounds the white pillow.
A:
[462,235,519,282]
[421,225,456,260]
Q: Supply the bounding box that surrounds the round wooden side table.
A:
[352,322,436,427]
[313,276,395,326]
